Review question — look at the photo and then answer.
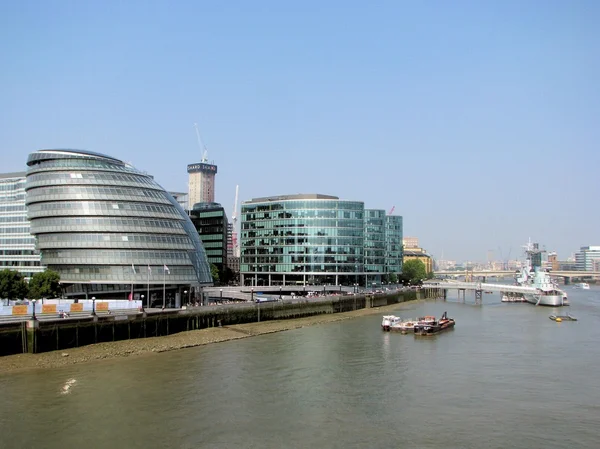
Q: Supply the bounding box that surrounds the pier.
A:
[422,280,539,304]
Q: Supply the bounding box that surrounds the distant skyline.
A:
[1,1,598,261]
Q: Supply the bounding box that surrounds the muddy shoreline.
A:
[0,303,412,375]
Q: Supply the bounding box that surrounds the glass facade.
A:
[0,172,44,279]
[189,203,229,273]
[364,209,386,285]
[25,149,212,300]
[385,215,403,276]
[240,194,366,286]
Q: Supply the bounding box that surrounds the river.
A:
[1,287,599,448]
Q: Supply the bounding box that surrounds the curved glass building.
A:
[240,194,366,286]
[25,149,212,303]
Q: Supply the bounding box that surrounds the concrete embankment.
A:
[0,290,437,372]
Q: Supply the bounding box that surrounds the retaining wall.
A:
[0,289,433,356]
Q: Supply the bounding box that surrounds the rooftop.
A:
[244,194,339,204]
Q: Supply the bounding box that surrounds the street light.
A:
[220,288,223,302]
[91,296,96,316]
[184,290,188,306]
[279,286,282,300]
[31,299,37,321]
[140,294,145,312]
[251,288,254,303]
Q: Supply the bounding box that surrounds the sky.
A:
[1,0,598,263]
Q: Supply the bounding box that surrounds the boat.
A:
[501,294,526,303]
[549,314,577,322]
[390,318,418,334]
[516,240,568,307]
[414,312,455,336]
[381,315,401,331]
[574,283,590,290]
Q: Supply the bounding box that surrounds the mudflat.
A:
[0,303,408,374]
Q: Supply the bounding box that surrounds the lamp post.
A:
[220,288,223,302]
[184,290,188,306]
[279,286,282,300]
[251,288,254,303]
[140,294,145,312]
[31,299,37,321]
[91,296,96,316]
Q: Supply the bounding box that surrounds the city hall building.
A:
[240,194,402,287]
[25,149,213,304]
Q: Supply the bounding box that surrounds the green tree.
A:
[210,263,220,284]
[400,259,428,285]
[0,269,28,300]
[388,272,398,284]
[28,270,61,299]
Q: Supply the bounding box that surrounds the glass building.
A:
[385,215,403,277]
[364,209,386,286]
[189,202,229,275]
[240,194,366,286]
[0,172,44,279]
[25,149,212,303]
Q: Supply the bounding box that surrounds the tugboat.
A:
[414,312,455,336]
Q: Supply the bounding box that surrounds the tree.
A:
[28,270,61,299]
[0,269,28,300]
[400,259,428,285]
[388,272,398,284]
[210,263,220,284]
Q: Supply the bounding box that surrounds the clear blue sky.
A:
[1,0,598,262]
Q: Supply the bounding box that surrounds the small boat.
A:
[391,319,418,333]
[574,283,590,290]
[414,312,455,336]
[549,314,577,322]
[501,294,526,303]
[381,315,401,331]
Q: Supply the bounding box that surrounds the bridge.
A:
[421,280,552,304]
[435,270,600,282]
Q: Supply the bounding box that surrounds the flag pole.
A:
[147,265,150,309]
[163,266,166,309]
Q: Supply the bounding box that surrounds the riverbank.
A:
[0,302,412,374]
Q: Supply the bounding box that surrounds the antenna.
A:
[194,123,208,162]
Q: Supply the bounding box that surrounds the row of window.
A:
[0,204,26,212]
[31,216,185,230]
[242,228,364,238]
[37,233,192,245]
[241,264,377,273]
[242,247,364,256]
[26,172,157,189]
[242,219,365,229]
[26,186,168,203]
[0,215,28,223]
[28,201,179,217]
[28,158,140,175]
[243,210,365,220]
[242,201,364,212]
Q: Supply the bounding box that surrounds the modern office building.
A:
[385,215,403,277]
[25,149,213,304]
[364,209,386,285]
[241,194,401,287]
[0,172,44,279]
[189,202,228,275]
[575,246,600,271]
[187,162,217,207]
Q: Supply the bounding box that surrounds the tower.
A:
[187,162,217,207]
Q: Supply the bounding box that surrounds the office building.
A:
[189,202,229,275]
[575,246,600,271]
[385,215,403,276]
[240,193,403,287]
[25,149,213,303]
[187,162,217,208]
[0,172,44,279]
[364,209,386,285]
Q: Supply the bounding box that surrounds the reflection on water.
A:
[1,287,600,448]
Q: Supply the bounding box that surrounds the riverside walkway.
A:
[422,280,539,303]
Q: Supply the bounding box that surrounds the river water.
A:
[1,287,599,448]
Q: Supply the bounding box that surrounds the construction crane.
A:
[388,206,395,215]
[232,185,239,257]
[194,123,208,162]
